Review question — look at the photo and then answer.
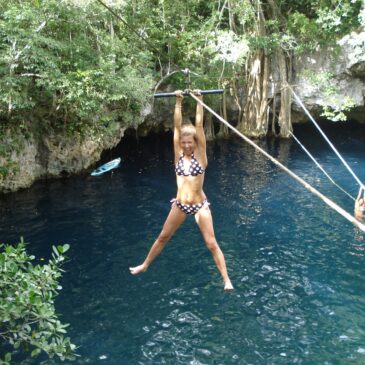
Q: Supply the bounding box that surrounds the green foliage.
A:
[0,0,154,133]
[205,30,249,64]
[314,0,362,35]
[287,12,322,51]
[301,69,356,121]
[0,159,19,180]
[0,238,76,363]
[0,0,362,136]
[321,96,356,122]
[287,0,363,52]
[303,70,335,93]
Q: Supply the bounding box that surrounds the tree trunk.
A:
[204,112,215,141]
[277,49,292,137]
[217,90,229,138]
[267,0,293,138]
[271,82,278,135]
[238,49,269,137]
[227,0,238,33]
[238,1,269,138]
[231,75,243,125]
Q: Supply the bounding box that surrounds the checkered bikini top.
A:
[175,153,205,177]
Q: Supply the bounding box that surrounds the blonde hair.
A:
[181,124,196,138]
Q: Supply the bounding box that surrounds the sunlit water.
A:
[1,122,365,365]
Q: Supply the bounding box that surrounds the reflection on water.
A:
[0,122,365,364]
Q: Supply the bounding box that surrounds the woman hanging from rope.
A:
[130,90,233,291]
[355,186,365,218]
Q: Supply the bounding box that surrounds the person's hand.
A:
[175,90,184,99]
[192,89,202,99]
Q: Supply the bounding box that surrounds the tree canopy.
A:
[0,0,363,136]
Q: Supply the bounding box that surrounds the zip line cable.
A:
[94,0,161,56]
[268,104,354,200]
[268,104,355,200]
[287,84,365,190]
[189,92,365,233]
[289,131,355,201]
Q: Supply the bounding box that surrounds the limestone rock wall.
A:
[0,123,126,193]
[293,31,365,122]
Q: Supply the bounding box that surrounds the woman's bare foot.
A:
[129,264,147,275]
[224,280,234,291]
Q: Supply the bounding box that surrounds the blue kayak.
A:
[91,158,121,176]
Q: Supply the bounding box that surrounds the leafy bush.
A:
[0,239,76,364]
[0,0,154,132]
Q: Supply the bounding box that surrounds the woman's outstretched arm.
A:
[193,90,207,166]
[173,91,183,163]
[357,186,364,201]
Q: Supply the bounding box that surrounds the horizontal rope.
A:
[189,92,365,233]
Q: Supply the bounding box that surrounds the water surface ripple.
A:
[0,122,365,364]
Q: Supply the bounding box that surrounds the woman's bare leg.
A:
[195,205,233,290]
[130,204,187,275]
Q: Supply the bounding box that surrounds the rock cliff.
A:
[0,123,125,193]
[293,31,365,122]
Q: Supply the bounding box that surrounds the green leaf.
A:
[62,244,70,253]
[31,348,41,357]
[52,245,60,256]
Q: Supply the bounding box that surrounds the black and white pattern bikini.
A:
[175,153,205,176]
[170,198,209,215]
[172,153,209,215]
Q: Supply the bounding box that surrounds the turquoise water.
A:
[1,122,365,364]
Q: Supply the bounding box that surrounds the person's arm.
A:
[355,187,364,211]
[357,186,364,201]
[173,91,183,163]
[193,90,207,167]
